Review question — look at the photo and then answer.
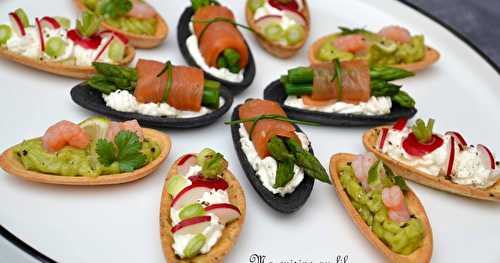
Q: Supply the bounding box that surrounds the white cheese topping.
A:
[253,2,299,31]
[452,147,500,188]
[380,127,500,188]
[239,123,310,196]
[172,215,224,258]
[102,90,221,118]
[170,164,232,258]
[186,23,244,83]
[3,24,116,66]
[284,96,392,116]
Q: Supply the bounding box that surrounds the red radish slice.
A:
[445,136,456,177]
[268,0,299,11]
[177,155,198,176]
[171,185,212,210]
[205,203,241,224]
[393,118,408,131]
[35,18,45,52]
[40,16,61,30]
[99,30,129,45]
[9,12,25,37]
[94,35,114,61]
[445,131,467,150]
[402,133,444,157]
[255,15,282,30]
[477,144,496,170]
[377,128,389,150]
[282,10,307,26]
[171,216,211,235]
[67,29,102,49]
[189,175,229,190]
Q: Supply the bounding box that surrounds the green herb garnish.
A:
[333,58,343,101]
[156,60,173,102]
[96,0,133,19]
[411,118,435,143]
[96,131,146,172]
[76,10,101,37]
[225,114,319,138]
[192,17,254,42]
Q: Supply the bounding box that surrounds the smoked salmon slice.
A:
[239,99,298,158]
[192,5,249,69]
[133,59,204,111]
[304,60,371,106]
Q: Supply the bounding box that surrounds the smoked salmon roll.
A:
[192,5,249,71]
[239,99,299,158]
[133,59,205,111]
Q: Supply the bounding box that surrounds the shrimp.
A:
[351,152,377,190]
[42,120,90,153]
[378,26,412,44]
[127,0,157,19]
[382,186,410,223]
[106,120,144,141]
[333,35,369,54]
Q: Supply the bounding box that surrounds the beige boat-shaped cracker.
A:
[330,153,433,263]
[74,0,169,49]
[159,156,246,263]
[363,127,500,201]
[0,128,171,185]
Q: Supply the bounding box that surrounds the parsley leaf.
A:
[96,139,116,166]
[95,131,146,173]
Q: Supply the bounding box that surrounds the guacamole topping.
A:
[13,137,160,177]
[317,30,426,66]
[339,162,425,255]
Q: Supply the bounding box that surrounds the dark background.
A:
[410,0,500,68]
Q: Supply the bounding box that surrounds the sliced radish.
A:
[445,136,456,177]
[171,185,211,210]
[255,15,282,29]
[477,144,496,170]
[35,18,45,52]
[99,30,129,45]
[40,16,61,30]
[171,216,211,235]
[94,35,114,61]
[189,175,229,190]
[282,10,307,26]
[67,29,102,49]
[402,133,444,157]
[9,12,25,37]
[268,0,299,11]
[445,131,467,150]
[205,203,241,224]
[377,128,389,150]
[177,154,198,176]
[392,118,408,131]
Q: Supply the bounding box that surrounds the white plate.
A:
[0,0,499,262]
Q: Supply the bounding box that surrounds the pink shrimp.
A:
[106,120,144,141]
[127,0,157,19]
[378,26,412,44]
[42,120,90,153]
[333,35,369,54]
[382,186,410,223]
[351,152,377,190]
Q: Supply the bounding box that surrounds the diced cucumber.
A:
[183,234,206,259]
[166,174,191,196]
[179,203,206,220]
[45,37,67,58]
[249,0,265,12]
[263,23,284,42]
[0,25,12,45]
[285,25,305,45]
[108,39,126,62]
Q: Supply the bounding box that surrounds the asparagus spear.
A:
[274,159,295,188]
[286,139,331,184]
[267,136,295,162]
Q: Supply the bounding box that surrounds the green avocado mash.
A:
[339,163,425,255]
[317,31,426,66]
[13,138,160,177]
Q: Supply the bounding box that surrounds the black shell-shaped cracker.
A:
[264,80,418,126]
[70,83,234,129]
[230,105,314,213]
[177,7,256,95]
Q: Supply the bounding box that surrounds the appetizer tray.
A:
[0,0,499,262]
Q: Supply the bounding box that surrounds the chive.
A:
[333,58,343,101]
[225,114,319,138]
[192,17,254,42]
[156,60,173,102]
